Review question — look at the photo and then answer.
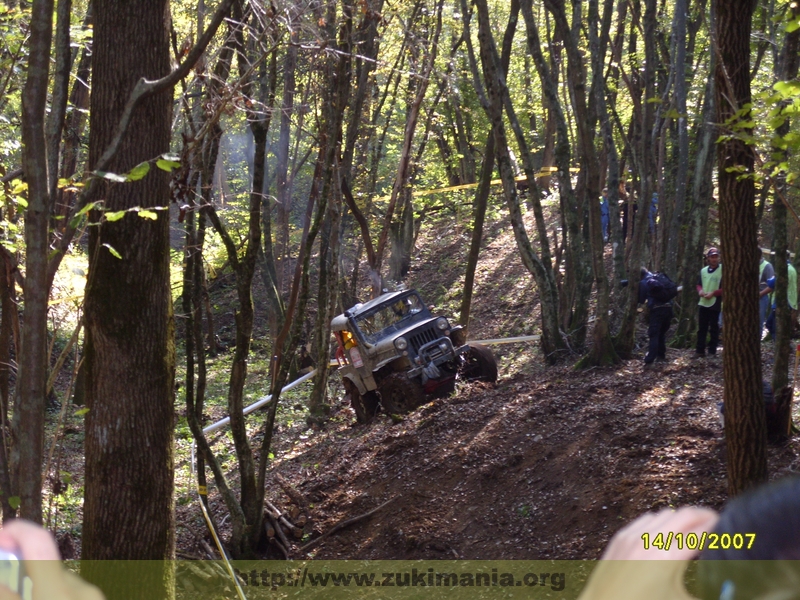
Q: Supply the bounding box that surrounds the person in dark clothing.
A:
[696,247,722,356]
[639,268,674,365]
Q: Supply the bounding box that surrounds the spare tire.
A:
[459,343,498,383]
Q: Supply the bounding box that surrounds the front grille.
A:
[409,326,440,355]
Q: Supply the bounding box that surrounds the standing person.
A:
[759,254,775,339]
[760,257,797,340]
[600,188,610,242]
[639,268,676,365]
[696,247,722,357]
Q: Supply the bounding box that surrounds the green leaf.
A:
[75,200,100,218]
[126,161,151,181]
[8,496,19,510]
[15,197,27,208]
[774,80,800,97]
[155,159,180,172]
[69,200,101,228]
[768,115,787,130]
[10,181,26,194]
[786,18,800,32]
[74,407,89,416]
[105,210,126,222]
[137,209,158,220]
[95,170,128,183]
[102,243,122,259]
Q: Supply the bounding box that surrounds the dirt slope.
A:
[256,350,798,560]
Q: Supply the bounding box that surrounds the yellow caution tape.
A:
[374,169,578,203]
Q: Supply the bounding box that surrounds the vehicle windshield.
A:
[354,293,428,344]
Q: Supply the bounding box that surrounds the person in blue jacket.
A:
[639,268,674,365]
[600,188,610,242]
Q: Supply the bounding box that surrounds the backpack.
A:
[647,272,678,303]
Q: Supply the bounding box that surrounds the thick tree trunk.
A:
[714,0,767,495]
[81,0,175,596]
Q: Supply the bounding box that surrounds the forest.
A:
[0,0,798,596]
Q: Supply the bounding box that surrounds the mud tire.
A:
[344,379,380,424]
[460,343,498,383]
[378,373,426,415]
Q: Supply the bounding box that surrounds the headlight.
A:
[394,337,408,351]
[435,317,449,330]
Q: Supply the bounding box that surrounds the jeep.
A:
[331,289,498,423]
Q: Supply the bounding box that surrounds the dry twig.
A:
[299,495,399,554]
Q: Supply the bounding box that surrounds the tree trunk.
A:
[545,0,618,367]
[15,0,54,524]
[460,136,494,330]
[474,0,564,360]
[714,0,767,495]
[309,2,353,424]
[81,0,175,596]
[663,0,689,278]
[673,72,716,347]
[614,0,658,358]
[373,0,443,293]
[274,13,299,294]
[770,4,800,395]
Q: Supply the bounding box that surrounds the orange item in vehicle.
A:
[342,330,357,350]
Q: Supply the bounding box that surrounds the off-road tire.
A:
[460,343,498,383]
[378,373,426,415]
[344,379,380,424]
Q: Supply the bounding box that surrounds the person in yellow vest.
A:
[696,248,722,357]
[759,255,775,338]
[759,258,797,340]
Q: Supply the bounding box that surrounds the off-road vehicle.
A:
[331,289,498,423]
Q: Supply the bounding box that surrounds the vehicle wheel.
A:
[344,379,380,424]
[459,343,498,383]
[378,373,426,415]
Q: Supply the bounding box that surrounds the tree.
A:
[769,3,800,396]
[713,0,767,495]
[80,0,176,594]
[14,0,54,524]
[472,0,565,360]
[543,0,618,367]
